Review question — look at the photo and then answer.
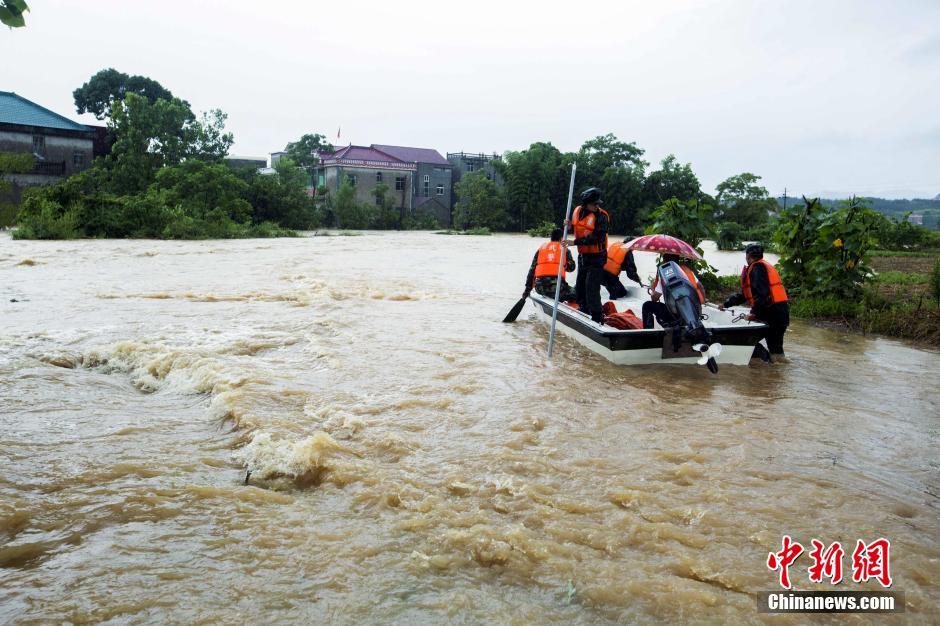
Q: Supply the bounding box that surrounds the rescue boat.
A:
[528,262,767,369]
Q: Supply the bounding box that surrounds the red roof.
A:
[371,144,450,166]
[319,145,415,170]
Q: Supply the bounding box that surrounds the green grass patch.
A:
[870,249,940,258]
[872,271,929,285]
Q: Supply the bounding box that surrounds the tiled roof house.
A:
[315,143,454,226]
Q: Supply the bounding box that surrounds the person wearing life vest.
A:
[601,238,642,299]
[641,254,706,329]
[720,243,790,358]
[564,187,610,324]
[524,228,576,301]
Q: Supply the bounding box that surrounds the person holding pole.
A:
[566,187,610,324]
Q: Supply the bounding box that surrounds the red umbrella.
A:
[623,234,702,260]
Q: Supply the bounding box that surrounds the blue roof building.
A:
[0,91,95,183]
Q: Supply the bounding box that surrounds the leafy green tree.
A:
[454,171,508,230]
[73,68,177,120]
[716,221,743,251]
[151,160,251,224]
[240,157,318,229]
[643,155,701,207]
[576,134,648,235]
[284,133,334,168]
[503,142,566,230]
[646,198,716,251]
[0,0,28,28]
[333,180,369,229]
[186,109,234,162]
[716,172,776,226]
[104,93,232,194]
[370,182,399,229]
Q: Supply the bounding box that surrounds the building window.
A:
[32,135,45,155]
[73,151,85,168]
[423,181,430,196]
[467,162,474,172]
[423,174,430,183]
[395,176,405,191]
[486,172,491,180]
[436,184,444,196]
[375,195,383,206]
[347,174,358,186]
[376,171,383,183]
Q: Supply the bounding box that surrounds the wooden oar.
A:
[502,297,527,323]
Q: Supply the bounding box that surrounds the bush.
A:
[931,258,940,306]
[12,198,82,239]
[402,212,440,230]
[716,221,742,250]
[774,197,879,299]
[527,220,556,238]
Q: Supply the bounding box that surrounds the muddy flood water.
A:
[1,231,937,623]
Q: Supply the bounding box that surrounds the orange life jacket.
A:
[603,241,630,276]
[652,265,705,304]
[533,241,566,284]
[742,258,788,306]
[571,205,609,254]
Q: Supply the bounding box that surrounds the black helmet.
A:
[744,243,764,258]
[580,187,602,205]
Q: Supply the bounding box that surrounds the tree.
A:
[73,68,177,120]
[104,93,232,195]
[240,157,318,229]
[503,142,566,230]
[333,180,369,229]
[577,134,648,235]
[284,133,334,168]
[185,109,234,162]
[646,198,716,250]
[454,171,507,230]
[370,182,398,229]
[643,155,701,207]
[0,0,28,28]
[716,172,776,226]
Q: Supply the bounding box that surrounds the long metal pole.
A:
[548,162,577,358]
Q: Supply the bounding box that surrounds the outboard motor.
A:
[657,261,720,373]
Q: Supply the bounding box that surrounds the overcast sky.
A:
[3,0,938,198]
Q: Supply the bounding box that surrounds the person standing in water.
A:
[720,243,790,359]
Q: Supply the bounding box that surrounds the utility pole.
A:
[782,187,788,212]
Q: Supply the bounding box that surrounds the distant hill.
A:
[775,196,940,229]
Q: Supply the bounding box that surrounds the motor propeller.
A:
[693,342,723,374]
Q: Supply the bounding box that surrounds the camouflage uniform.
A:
[533,276,577,302]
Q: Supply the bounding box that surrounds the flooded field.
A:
[1,231,937,623]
